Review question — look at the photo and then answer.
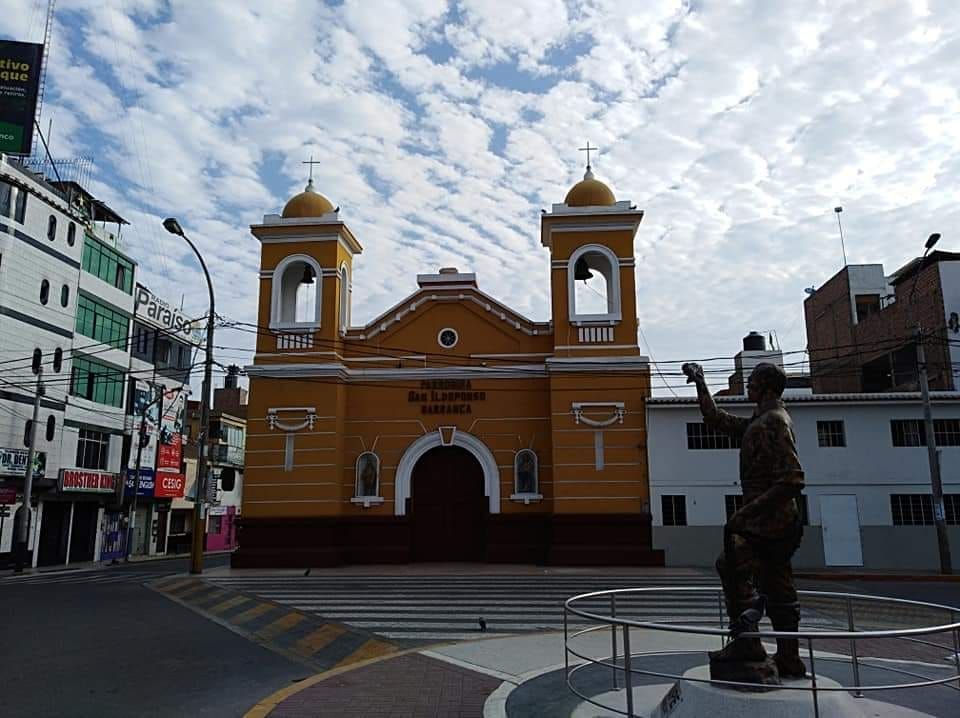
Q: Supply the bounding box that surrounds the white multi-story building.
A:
[648,349,960,571]
[0,154,134,568]
[119,282,197,559]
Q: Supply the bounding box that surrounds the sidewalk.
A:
[0,549,234,579]
[246,628,959,717]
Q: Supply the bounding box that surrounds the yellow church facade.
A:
[234,167,664,566]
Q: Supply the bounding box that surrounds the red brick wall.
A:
[804,263,953,393]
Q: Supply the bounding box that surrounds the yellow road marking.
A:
[172,582,210,599]
[256,612,304,641]
[207,595,249,615]
[231,602,274,625]
[291,624,346,657]
[333,638,397,669]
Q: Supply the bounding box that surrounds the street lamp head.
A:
[834,206,842,214]
[925,233,941,250]
[163,217,185,237]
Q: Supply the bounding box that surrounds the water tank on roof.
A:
[743,331,766,351]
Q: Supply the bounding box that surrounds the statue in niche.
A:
[357,453,378,497]
[682,361,807,684]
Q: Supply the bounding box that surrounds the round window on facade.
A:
[67,222,76,246]
[46,415,56,442]
[40,279,49,305]
[437,328,459,349]
[60,284,69,307]
[47,215,57,241]
[53,347,63,373]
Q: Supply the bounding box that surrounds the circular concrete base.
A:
[647,665,862,718]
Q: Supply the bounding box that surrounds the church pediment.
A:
[345,284,552,357]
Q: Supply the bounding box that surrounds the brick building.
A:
[804,252,960,394]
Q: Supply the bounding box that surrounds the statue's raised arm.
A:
[682,362,749,440]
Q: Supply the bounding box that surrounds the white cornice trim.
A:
[245,363,547,380]
[546,356,649,372]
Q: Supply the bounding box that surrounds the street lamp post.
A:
[163,218,215,575]
[908,232,952,575]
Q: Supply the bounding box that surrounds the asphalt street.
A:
[0,555,308,718]
[2,558,959,717]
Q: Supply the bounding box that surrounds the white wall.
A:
[940,262,960,390]
[647,397,960,528]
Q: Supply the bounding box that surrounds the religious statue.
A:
[357,454,378,497]
[682,361,807,684]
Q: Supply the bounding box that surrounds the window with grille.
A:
[70,356,126,407]
[76,428,110,470]
[724,494,744,521]
[816,420,846,447]
[891,419,960,447]
[890,494,960,526]
[14,186,26,222]
[686,422,741,450]
[661,495,687,526]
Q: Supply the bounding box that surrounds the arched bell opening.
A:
[270,254,323,330]
[568,244,622,323]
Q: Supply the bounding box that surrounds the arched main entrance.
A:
[410,446,487,561]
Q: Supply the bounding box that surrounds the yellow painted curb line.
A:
[242,647,419,718]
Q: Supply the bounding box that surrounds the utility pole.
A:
[125,394,152,562]
[915,326,953,574]
[14,368,44,573]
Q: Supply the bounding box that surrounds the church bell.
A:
[574,256,593,281]
[300,265,315,285]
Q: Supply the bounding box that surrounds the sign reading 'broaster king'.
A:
[407,379,487,415]
[60,469,117,494]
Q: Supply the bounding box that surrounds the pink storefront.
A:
[205,506,237,551]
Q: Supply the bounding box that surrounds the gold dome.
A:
[282,179,335,218]
[564,168,616,207]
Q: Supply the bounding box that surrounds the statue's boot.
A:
[768,602,805,678]
[709,598,767,664]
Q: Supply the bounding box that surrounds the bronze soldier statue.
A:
[682,361,807,681]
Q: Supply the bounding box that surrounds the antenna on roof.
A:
[834,206,848,267]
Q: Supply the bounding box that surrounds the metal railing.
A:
[564,587,960,717]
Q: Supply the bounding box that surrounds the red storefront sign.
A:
[157,434,182,471]
[59,469,117,494]
[154,472,185,498]
[0,485,17,504]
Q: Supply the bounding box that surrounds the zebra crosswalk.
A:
[208,573,728,642]
[0,568,175,586]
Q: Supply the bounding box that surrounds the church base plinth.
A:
[231,513,665,567]
[649,665,868,718]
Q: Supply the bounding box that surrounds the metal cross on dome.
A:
[578,141,598,169]
[302,156,321,181]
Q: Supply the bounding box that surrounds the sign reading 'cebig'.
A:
[59,469,117,494]
[154,472,185,498]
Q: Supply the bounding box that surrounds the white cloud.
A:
[2,0,958,394]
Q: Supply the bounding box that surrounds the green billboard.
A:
[0,40,43,156]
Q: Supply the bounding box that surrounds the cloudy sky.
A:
[2,0,958,393]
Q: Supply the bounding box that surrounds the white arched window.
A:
[338,262,350,334]
[512,449,540,498]
[270,254,322,330]
[568,244,622,323]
